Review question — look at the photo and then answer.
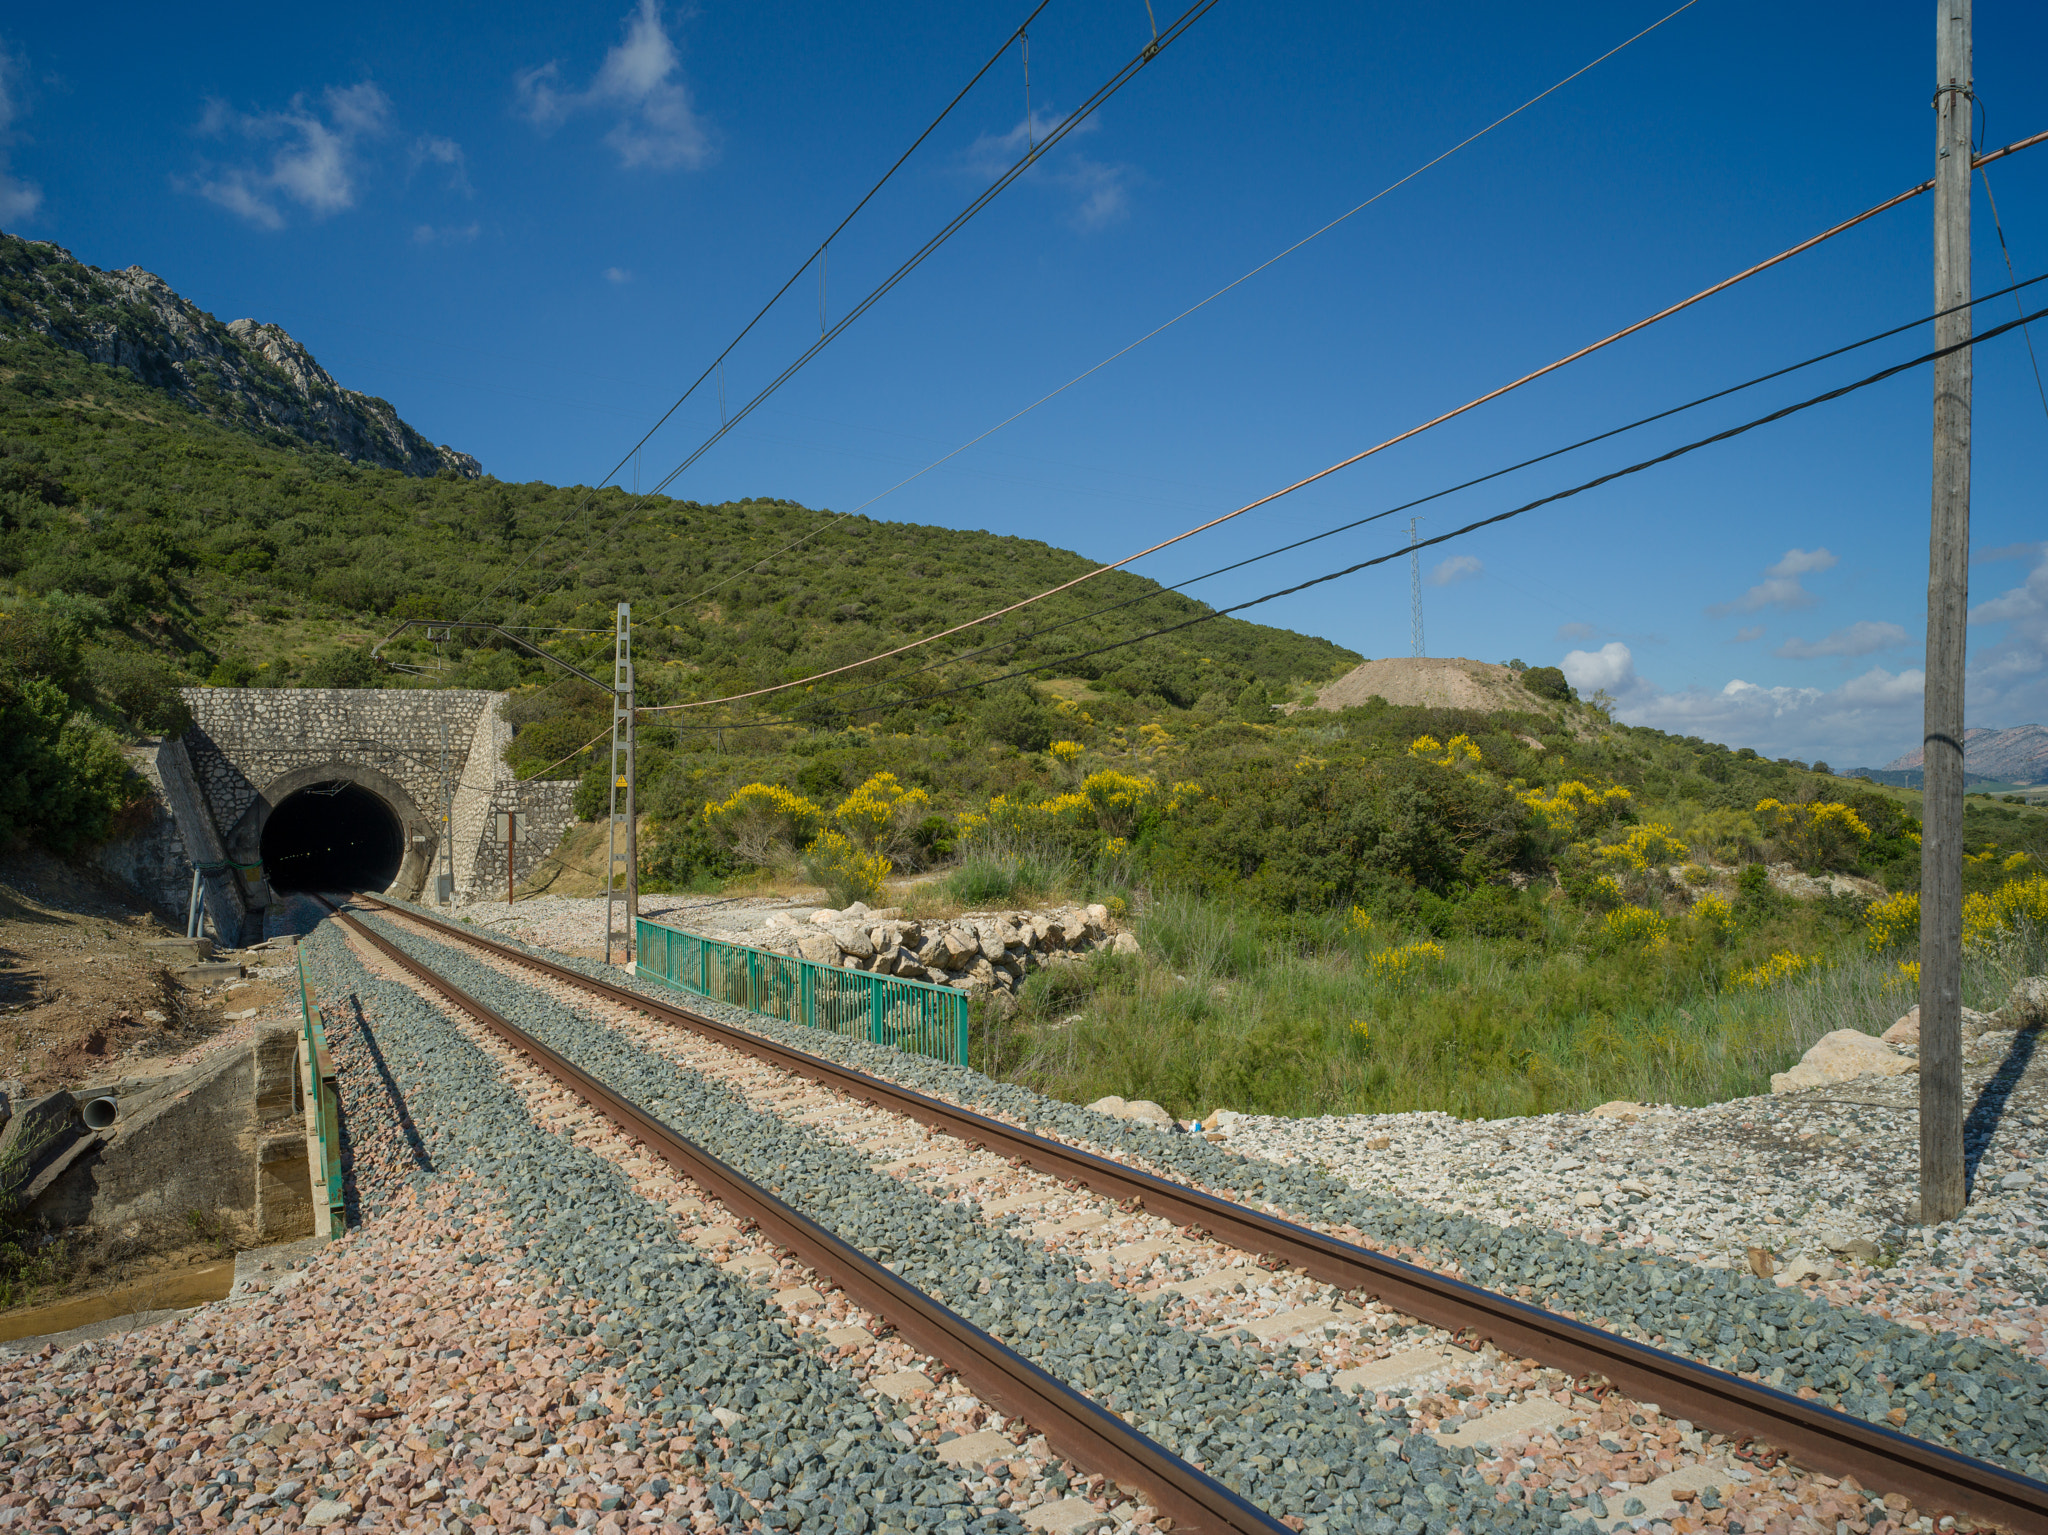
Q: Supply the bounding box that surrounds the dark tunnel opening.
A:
[261,782,404,894]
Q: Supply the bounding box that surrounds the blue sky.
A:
[4,0,2047,767]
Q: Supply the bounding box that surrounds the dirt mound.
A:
[1309,657,1542,714]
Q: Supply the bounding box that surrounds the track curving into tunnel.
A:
[261,781,404,893]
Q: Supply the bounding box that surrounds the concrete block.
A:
[0,1091,79,1201]
[253,1022,301,1124]
[145,937,215,964]
[180,961,245,984]
[254,1130,314,1243]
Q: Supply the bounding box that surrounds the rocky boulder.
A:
[740,902,1127,1000]
[1770,1029,1916,1093]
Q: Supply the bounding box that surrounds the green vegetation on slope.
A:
[9,291,2048,1122]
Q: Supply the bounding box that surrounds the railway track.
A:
[325,893,2048,1535]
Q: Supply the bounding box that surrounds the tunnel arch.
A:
[230,763,433,900]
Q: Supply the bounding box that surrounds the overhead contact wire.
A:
[637,131,2048,715]
[643,0,1705,619]
[464,0,1058,622]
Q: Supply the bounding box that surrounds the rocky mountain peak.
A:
[0,232,480,478]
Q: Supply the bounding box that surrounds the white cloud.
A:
[0,39,43,224]
[411,135,472,196]
[603,265,632,284]
[1712,546,1839,615]
[517,0,715,171]
[1773,620,1909,660]
[1964,546,2048,725]
[1561,641,1642,700]
[1564,546,2048,765]
[1734,624,1765,643]
[964,109,1134,230]
[1556,621,1598,642]
[188,82,391,228]
[412,221,480,245]
[1428,554,1482,587]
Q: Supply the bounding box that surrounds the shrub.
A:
[802,829,890,907]
[703,783,822,865]
[977,685,1057,752]
[1963,874,2048,952]
[1864,890,1919,952]
[206,654,257,687]
[302,645,384,689]
[1521,665,1572,702]
[1080,769,1158,840]
[1690,894,1734,942]
[1519,779,1633,839]
[86,647,193,735]
[1754,798,1871,872]
[833,771,932,860]
[1602,906,1670,946]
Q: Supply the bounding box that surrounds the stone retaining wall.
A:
[740,901,1137,1006]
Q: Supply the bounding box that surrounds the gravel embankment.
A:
[373,896,2048,1487]
[409,910,1947,1535]
[360,910,1517,1535]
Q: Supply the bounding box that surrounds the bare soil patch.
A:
[1308,656,1547,714]
[0,848,227,1092]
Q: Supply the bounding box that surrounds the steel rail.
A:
[319,897,1286,1535]
[351,895,2048,1534]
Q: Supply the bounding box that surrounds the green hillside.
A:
[8,272,2047,1123]
[0,327,1352,705]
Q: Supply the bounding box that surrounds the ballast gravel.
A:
[309,920,1043,1535]
[359,910,1532,1535]
[378,898,2048,1489]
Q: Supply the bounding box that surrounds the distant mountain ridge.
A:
[0,231,478,479]
[1877,724,2048,786]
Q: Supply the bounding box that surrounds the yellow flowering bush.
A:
[1732,951,1820,989]
[1963,873,2048,951]
[1864,890,1920,953]
[2004,850,2037,876]
[1602,906,1670,945]
[1592,824,1690,875]
[1689,895,1734,941]
[703,783,821,865]
[1520,779,1633,838]
[832,771,930,857]
[1136,722,1176,755]
[1369,941,1445,983]
[1049,739,1085,771]
[1889,959,1920,992]
[955,791,1090,843]
[1409,733,1481,769]
[1753,798,1871,872]
[801,829,890,907]
[1345,906,1373,940]
[1081,769,1159,839]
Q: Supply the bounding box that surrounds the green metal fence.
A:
[636,917,971,1067]
[297,950,347,1238]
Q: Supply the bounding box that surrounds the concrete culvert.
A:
[262,781,404,893]
[82,1096,119,1131]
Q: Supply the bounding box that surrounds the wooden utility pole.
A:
[1919,0,1972,1226]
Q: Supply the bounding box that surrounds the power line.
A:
[1979,165,2048,424]
[634,299,2048,734]
[775,265,2048,697]
[462,0,1058,623]
[498,0,1221,629]
[634,0,1704,623]
[635,141,2048,716]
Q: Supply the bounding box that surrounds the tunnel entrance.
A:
[261,781,405,894]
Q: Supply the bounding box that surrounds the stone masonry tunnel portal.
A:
[260,781,404,893]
